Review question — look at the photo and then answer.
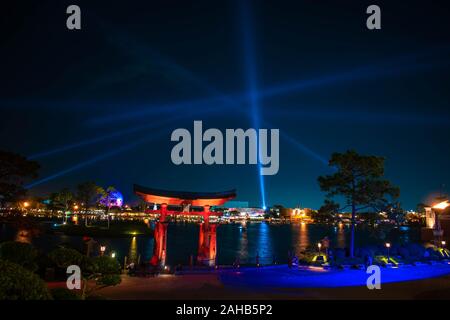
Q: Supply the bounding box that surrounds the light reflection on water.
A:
[15,229,32,243]
[128,236,138,263]
[292,222,309,258]
[336,223,346,248]
[2,221,420,266]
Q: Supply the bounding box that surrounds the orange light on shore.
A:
[433,201,450,210]
[23,202,30,208]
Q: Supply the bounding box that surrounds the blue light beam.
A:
[239,0,266,209]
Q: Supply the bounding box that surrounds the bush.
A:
[50,288,80,300]
[0,259,52,300]
[333,256,364,266]
[398,247,410,259]
[92,256,122,274]
[334,248,346,260]
[407,243,425,258]
[91,256,122,287]
[356,248,374,259]
[0,241,38,271]
[48,247,85,269]
[298,251,316,264]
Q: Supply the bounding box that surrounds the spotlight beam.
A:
[238,0,266,209]
[30,121,171,159]
[264,108,450,126]
[25,133,165,189]
[90,15,345,173]
[84,48,450,126]
[25,106,226,188]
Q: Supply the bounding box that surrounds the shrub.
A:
[298,251,316,264]
[398,247,410,259]
[91,256,122,286]
[334,248,346,260]
[0,241,38,271]
[407,243,425,258]
[48,247,85,269]
[0,259,51,300]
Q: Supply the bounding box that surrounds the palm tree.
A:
[76,182,103,227]
[98,186,121,229]
[54,189,73,224]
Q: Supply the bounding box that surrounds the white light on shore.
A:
[433,201,450,210]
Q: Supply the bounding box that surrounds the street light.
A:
[318,242,322,255]
[385,243,391,263]
[442,240,446,248]
[111,252,116,258]
[100,246,106,256]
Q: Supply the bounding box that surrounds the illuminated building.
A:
[280,207,313,222]
[422,200,450,244]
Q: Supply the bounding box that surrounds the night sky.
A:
[1,0,450,209]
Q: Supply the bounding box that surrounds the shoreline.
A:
[91,263,450,300]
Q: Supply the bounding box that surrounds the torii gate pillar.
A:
[150,203,168,267]
[197,205,218,266]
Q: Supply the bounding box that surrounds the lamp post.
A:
[442,240,446,248]
[385,242,391,263]
[100,246,106,256]
[318,242,322,255]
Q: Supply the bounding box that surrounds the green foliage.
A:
[318,150,399,209]
[91,256,122,286]
[76,181,103,212]
[92,255,121,274]
[53,188,73,211]
[332,256,364,266]
[50,288,81,300]
[315,200,339,223]
[48,247,85,269]
[0,150,40,205]
[47,249,121,298]
[318,150,399,257]
[298,251,318,264]
[0,259,51,300]
[0,241,38,271]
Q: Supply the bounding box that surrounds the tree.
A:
[98,186,122,229]
[0,241,38,271]
[318,150,399,257]
[76,181,102,226]
[48,247,86,269]
[315,200,339,223]
[387,203,406,227]
[53,188,74,223]
[0,259,51,300]
[0,150,40,207]
[48,248,121,299]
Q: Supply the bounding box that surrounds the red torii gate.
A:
[134,184,236,267]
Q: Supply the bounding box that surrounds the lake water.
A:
[0,221,420,266]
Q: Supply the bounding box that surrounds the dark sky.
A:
[1,0,450,209]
